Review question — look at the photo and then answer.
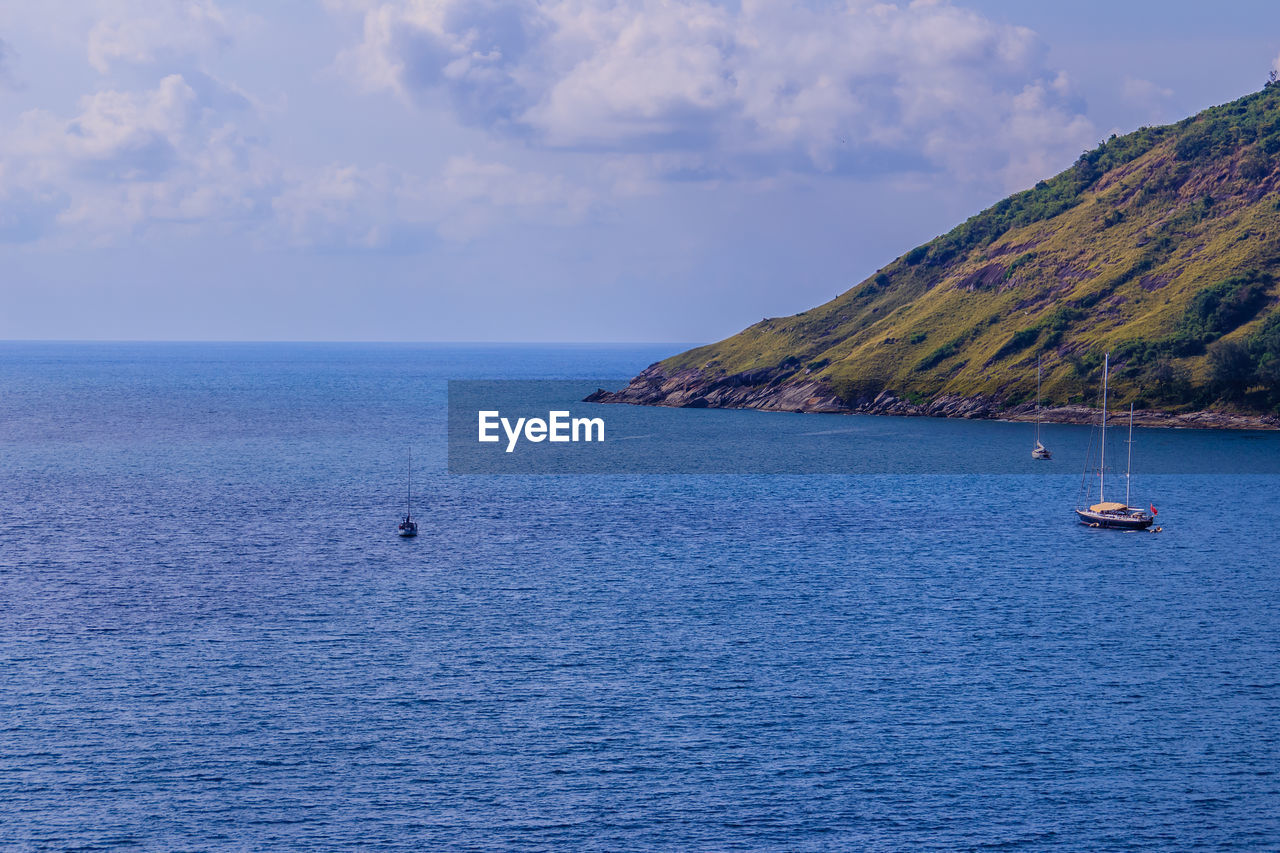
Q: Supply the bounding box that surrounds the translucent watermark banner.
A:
[447,380,1280,475]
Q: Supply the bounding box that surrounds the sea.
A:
[2,342,1278,851]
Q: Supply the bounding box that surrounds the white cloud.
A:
[87,0,233,73]
[0,73,275,241]
[432,154,594,239]
[1121,76,1173,105]
[0,3,302,244]
[271,155,594,247]
[0,69,592,247]
[271,163,422,248]
[0,1,1102,249]
[333,0,1096,191]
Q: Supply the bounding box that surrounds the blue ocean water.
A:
[2,342,1279,851]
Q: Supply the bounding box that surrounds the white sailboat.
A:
[397,449,419,537]
[1032,355,1052,460]
[1074,353,1158,530]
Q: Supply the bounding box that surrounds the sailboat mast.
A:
[1126,403,1134,508]
[407,448,412,517]
[1100,353,1108,503]
[1035,356,1042,445]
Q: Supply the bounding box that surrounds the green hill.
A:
[595,84,1280,423]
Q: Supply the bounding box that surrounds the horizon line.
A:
[0,339,705,346]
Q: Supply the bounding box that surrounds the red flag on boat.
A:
[1150,504,1158,516]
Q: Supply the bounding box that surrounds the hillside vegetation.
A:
[656,83,1280,414]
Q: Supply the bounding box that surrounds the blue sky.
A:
[1,0,1278,342]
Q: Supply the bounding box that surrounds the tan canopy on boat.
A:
[1089,502,1128,512]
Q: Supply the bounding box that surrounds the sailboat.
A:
[397,449,419,538]
[1032,355,1052,460]
[1074,353,1157,530]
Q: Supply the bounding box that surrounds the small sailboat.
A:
[1032,355,1052,460]
[1074,353,1157,530]
[397,449,418,538]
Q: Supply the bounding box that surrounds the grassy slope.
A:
[662,85,1280,413]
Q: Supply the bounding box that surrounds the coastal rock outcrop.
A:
[586,364,1280,429]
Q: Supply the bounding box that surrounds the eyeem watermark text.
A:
[478,410,605,452]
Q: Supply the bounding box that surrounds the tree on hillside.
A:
[1208,340,1255,399]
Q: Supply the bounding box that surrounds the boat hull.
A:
[1074,508,1153,530]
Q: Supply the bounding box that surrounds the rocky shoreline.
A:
[584,364,1280,431]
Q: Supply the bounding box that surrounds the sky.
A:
[1,0,1278,343]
